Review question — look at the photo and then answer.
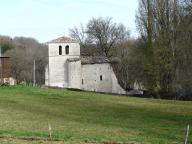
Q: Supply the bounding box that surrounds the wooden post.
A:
[48,122,52,140]
[184,124,190,144]
[33,60,36,87]
[0,46,2,84]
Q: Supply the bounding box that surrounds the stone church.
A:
[45,36,126,94]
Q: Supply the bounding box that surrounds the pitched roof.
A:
[48,36,78,44]
[67,58,81,62]
[67,56,120,65]
[81,56,110,65]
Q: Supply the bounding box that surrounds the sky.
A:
[0,0,138,43]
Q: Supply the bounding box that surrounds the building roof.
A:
[0,36,12,43]
[81,56,111,65]
[48,36,78,44]
[67,58,81,62]
[67,56,120,65]
[67,56,110,64]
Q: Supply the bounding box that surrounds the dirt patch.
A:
[0,137,132,144]
[0,137,104,144]
[0,137,65,144]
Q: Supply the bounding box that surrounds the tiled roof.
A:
[0,36,12,43]
[81,56,110,65]
[67,56,120,65]
[48,36,78,44]
[67,58,81,62]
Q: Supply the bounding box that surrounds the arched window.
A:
[59,45,62,55]
[65,45,69,55]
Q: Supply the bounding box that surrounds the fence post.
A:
[184,124,190,144]
[48,122,52,140]
[33,60,36,87]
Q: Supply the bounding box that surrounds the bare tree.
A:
[5,37,47,85]
[0,35,13,54]
[69,24,95,56]
[69,24,87,44]
[135,0,192,99]
[86,17,129,58]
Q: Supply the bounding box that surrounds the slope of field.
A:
[0,86,191,144]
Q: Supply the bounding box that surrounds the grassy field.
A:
[0,86,191,144]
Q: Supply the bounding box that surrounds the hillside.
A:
[0,86,191,144]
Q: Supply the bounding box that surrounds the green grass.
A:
[0,86,191,143]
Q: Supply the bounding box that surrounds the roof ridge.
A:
[48,36,78,44]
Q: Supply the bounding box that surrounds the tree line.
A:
[0,36,47,85]
[0,0,191,100]
[70,0,192,100]
[135,0,192,99]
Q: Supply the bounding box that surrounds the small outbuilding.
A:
[0,56,14,85]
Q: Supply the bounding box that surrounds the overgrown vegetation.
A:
[70,0,192,100]
[134,0,192,99]
[0,86,191,143]
[0,36,47,85]
[1,1,191,100]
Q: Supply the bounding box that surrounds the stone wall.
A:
[49,43,80,57]
[81,63,112,93]
[81,63,126,94]
[68,60,82,89]
[111,71,126,94]
[47,42,80,88]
